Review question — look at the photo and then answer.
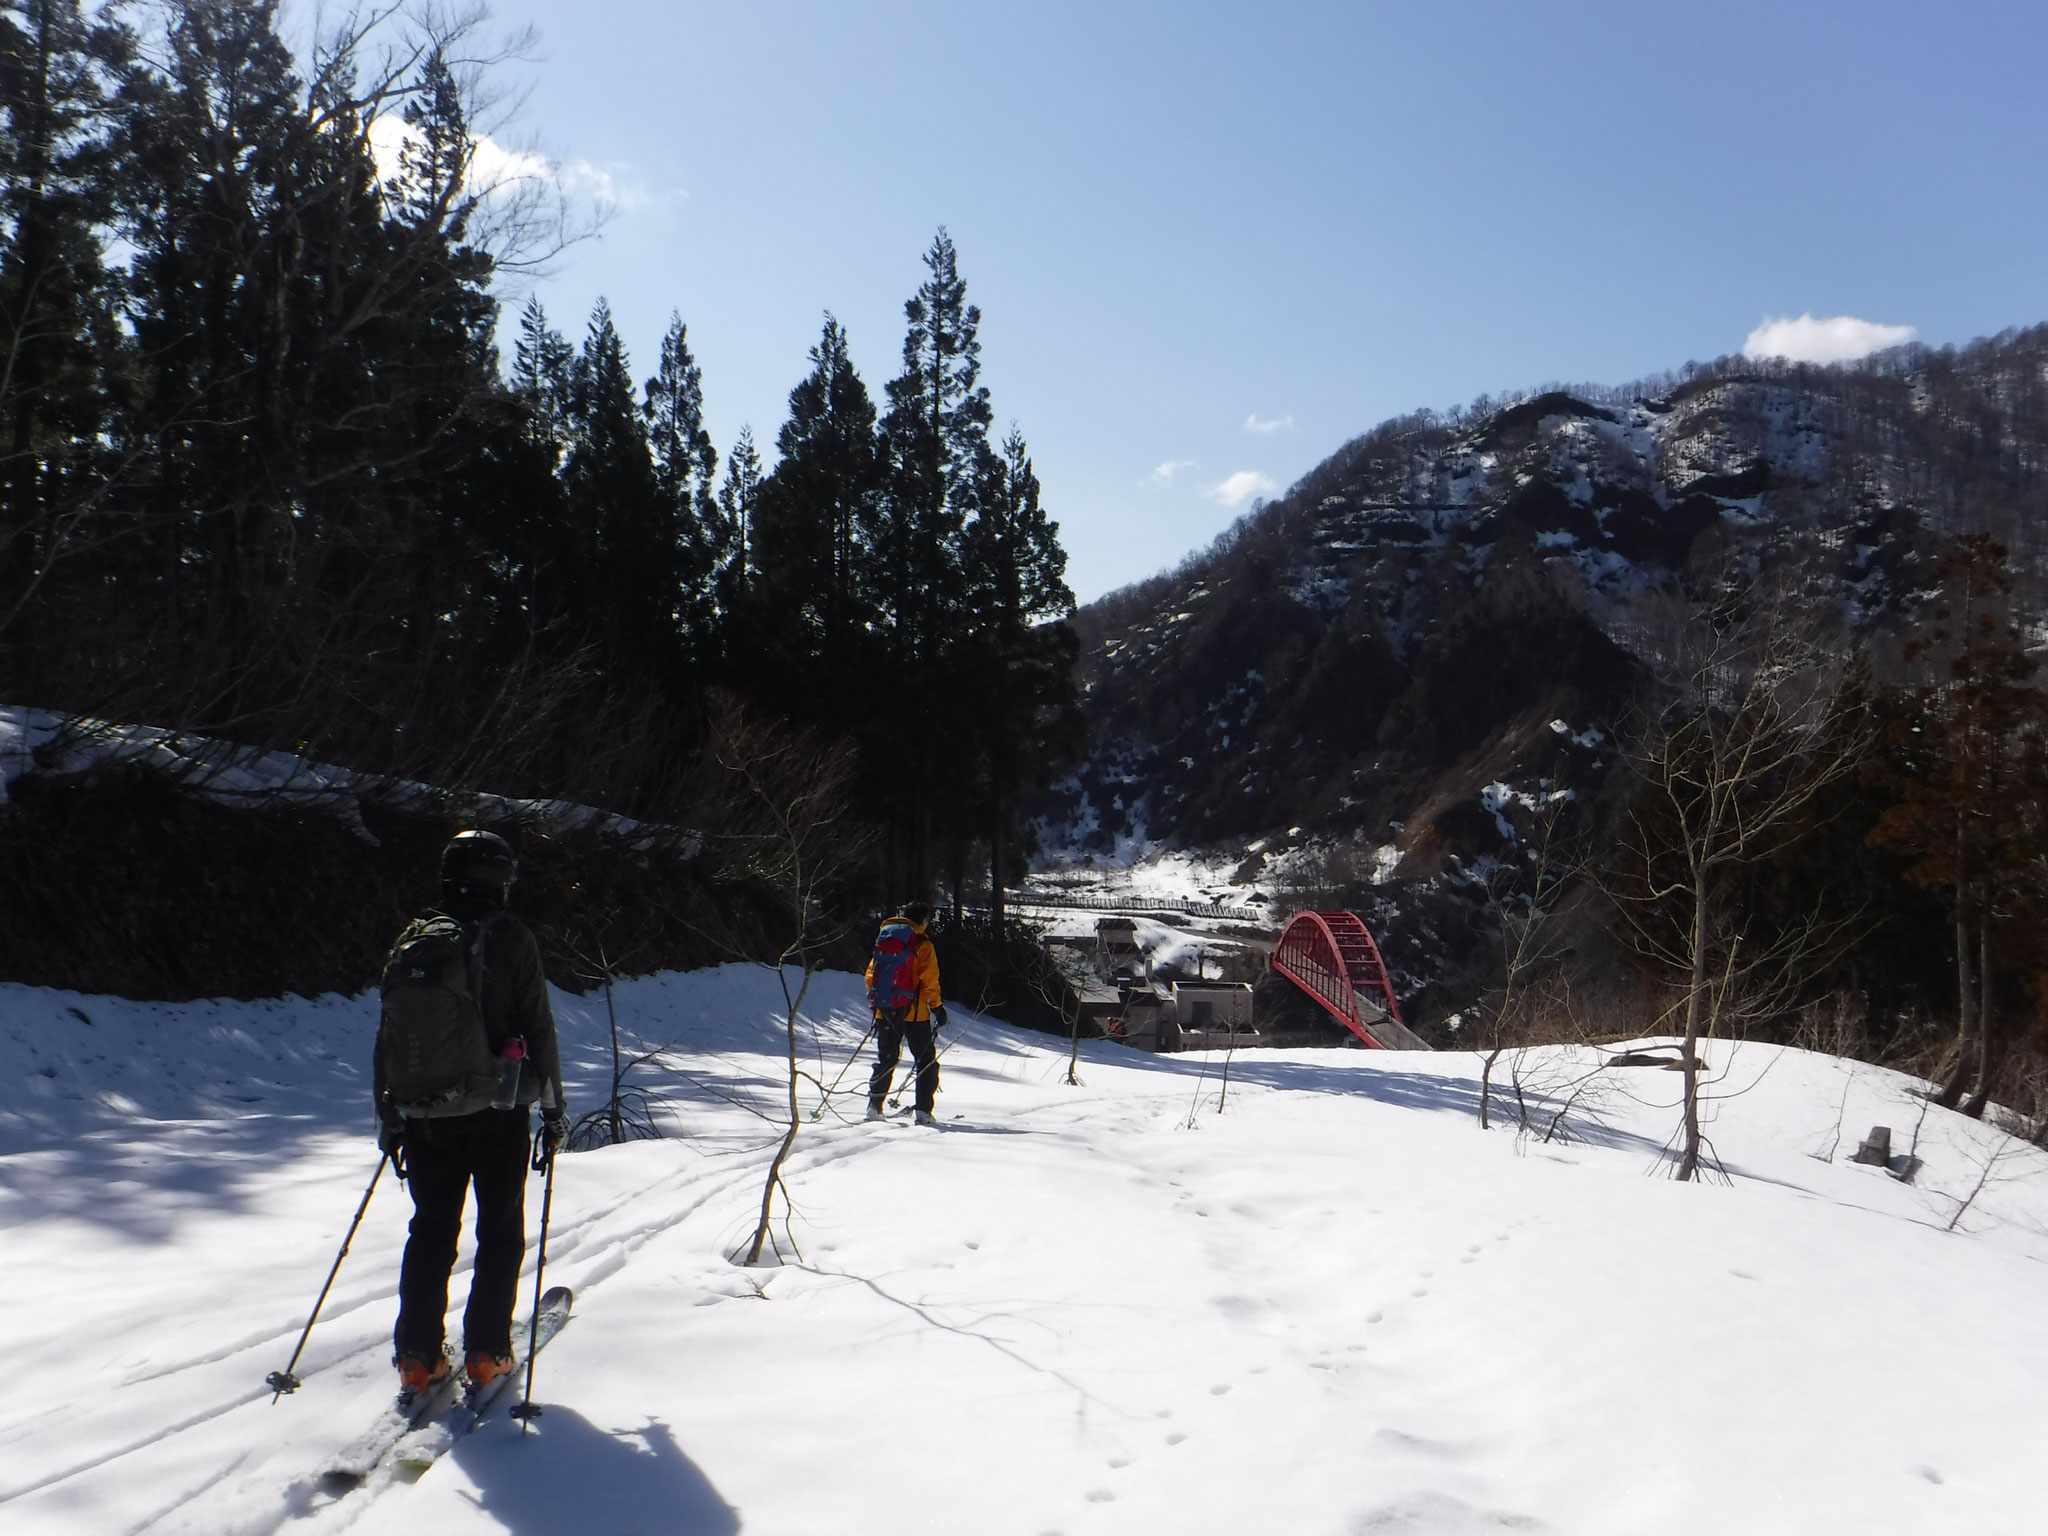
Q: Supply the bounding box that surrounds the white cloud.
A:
[366,115,418,183]
[466,132,554,197]
[1207,470,1277,507]
[555,157,656,214]
[1147,459,1196,489]
[1244,411,1295,435]
[1741,313,1917,365]
[368,116,650,212]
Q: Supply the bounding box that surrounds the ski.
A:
[318,1356,463,1487]
[395,1285,574,1473]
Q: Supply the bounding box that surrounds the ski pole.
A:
[886,1018,963,1109]
[266,1151,389,1400]
[510,1131,557,1433]
[812,1021,878,1119]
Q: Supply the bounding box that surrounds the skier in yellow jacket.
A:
[865,901,948,1125]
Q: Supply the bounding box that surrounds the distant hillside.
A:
[1037,326,2048,1033]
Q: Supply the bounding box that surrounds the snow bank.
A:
[0,704,698,851]
[4,966,2046,1535]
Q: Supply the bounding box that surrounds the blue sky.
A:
[460,1,2048,603]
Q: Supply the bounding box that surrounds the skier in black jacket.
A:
[374,830,567,1399]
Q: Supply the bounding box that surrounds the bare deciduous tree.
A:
[1476,789,1576,1130]
[700,698,863,1267]
[1613,605,1875,1180]
[566,936,672,1151]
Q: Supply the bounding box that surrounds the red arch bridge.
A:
[1271,910,1430,1050]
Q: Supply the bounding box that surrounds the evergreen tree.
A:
[0,14,1082,847]
[112,0,506,731]
[116,0,323,686]
[871,229,990,670]
[564,299,670,674]
[512,296,575,458]
[643,312,717,651]
[966,429,1075,631]
[0,0,131,647]
[957,427,1082,926]
[709,422,760,661]
[753,314,881,714]
[870,231,995,890]
[490,295,583,640]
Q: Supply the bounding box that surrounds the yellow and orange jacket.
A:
[865,916,943,1023]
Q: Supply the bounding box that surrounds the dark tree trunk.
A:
[1962,917,1996,1120]
[1936,900,1973,1110]
[989,808,1005,941]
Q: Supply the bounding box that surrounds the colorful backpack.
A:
[869,919,922,1019]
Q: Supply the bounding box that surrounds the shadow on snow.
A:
[444,1409,740,1536]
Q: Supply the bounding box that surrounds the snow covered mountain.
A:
[1034,328,2048,1021]
[4,967,2045,1534]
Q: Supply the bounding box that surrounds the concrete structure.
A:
[1111,990,1181,1053]
[1171,981,1254,1033]
[1037,917,1267,1053]
[1093,917,1145,985]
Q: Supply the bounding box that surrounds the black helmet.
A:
[442,830,517,897]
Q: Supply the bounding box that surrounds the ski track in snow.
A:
[4,965,2048,1534]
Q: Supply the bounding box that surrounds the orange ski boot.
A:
[464,1348,516,1394]
[395,1350,451,1405]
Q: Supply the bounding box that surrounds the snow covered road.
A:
[4,967,2046,1534]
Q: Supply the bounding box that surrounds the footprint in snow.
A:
[1085,1489,1117,1503]
[1166,1432,1188,1446]
[1209,1384,1231,1395]
[1108,1456,1131,1469]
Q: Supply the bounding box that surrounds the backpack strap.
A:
[463,912,503,1023]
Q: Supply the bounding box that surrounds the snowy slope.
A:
[0,704,696,856]
[4,968,2046,1535]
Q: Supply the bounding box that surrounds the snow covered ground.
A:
[1024,908,1256,981]
[4,966,2047,1535]
[1025,831,1413,916]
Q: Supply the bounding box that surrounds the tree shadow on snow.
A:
[0,1114,369,1238]
[446,1409,739,1536]
[1136,1052,1672,1160]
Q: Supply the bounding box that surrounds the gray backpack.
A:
[377,913,516,1118]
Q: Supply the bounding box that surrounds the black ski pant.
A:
[394,1107,530,1361]
[868,1017,938,1113]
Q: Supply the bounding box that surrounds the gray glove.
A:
[542,1106,568,1153]
[931,1005,950,1030]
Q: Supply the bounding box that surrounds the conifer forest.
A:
[0,0,1079,924]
